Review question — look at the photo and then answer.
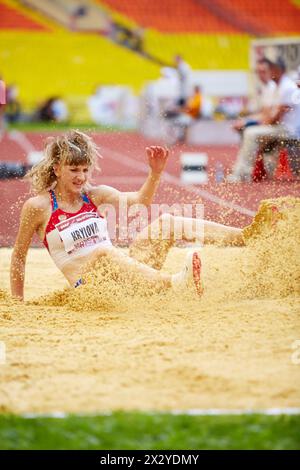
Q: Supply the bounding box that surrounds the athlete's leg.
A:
[129,213,175,269]
[156,214,243,245]
[81,245,203,296]
[82,246,171,291]
[173,216,244,246]
[242,197,294,241]
[129,213,244,270]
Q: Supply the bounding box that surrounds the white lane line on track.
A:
[100,146,255,217]
[171,407,300,416]
[22,408,300,418]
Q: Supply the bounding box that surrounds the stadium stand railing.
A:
[21,0,110,32]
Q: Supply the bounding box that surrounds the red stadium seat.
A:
[215,0,300,34]
[0,1,49,31]
[99,0,300,34]
[99,0,238,32]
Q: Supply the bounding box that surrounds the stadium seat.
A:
[0,0,48,30]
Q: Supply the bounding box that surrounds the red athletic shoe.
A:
[172,250,204,297]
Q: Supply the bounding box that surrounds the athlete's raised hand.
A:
[146,146,169,175]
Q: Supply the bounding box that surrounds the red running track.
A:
[0,131,299,246]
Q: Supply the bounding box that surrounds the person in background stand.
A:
[232,58,276,134]
[0,76,6,139]
[174,55,191,106]
[230,58,300,181]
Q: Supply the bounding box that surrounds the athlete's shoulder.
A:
[86,185,99,197]
[86,185,119,206]
[23,192,51,213]
[87,184,114,196]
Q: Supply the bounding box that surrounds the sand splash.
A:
[241,197,300,299]
[29,196,300,313]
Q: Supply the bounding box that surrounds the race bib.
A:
[55,212,110,254]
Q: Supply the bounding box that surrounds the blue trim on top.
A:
[82,193,90,203]
[50,190,90,212]
[50,189,58,212]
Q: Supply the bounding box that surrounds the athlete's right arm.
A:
[10,198,44,301]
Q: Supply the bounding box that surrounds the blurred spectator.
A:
[164,85,202,143]
[88,84,138,128]
[70,4,88,31]
[185,85,202,119]
[214,97,246,120]
[36,97,56,122]
[0,76,5,138]
[230,58,300,181]
[5,84,21,123]
[233,58,276,133]
[51,98,69,122]
[174,55,191,106]
[296,66,300,89]
[35,97,68,123]
[111,23,145,53]
[129,26,145,53]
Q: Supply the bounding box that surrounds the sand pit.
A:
[0,198,300,414]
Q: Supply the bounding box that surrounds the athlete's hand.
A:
[146,146,169,175]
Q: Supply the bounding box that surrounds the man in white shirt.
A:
[174,55,191,106]
[0,77,6,140]
[233,58,276,133]
[231,58,300,181]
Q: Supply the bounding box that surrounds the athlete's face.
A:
[56,164,91,193]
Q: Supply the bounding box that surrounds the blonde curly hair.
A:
[26,130,100,193]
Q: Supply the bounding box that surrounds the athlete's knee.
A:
[94,247,113,259]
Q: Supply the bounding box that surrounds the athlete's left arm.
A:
[90,146,169,208]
